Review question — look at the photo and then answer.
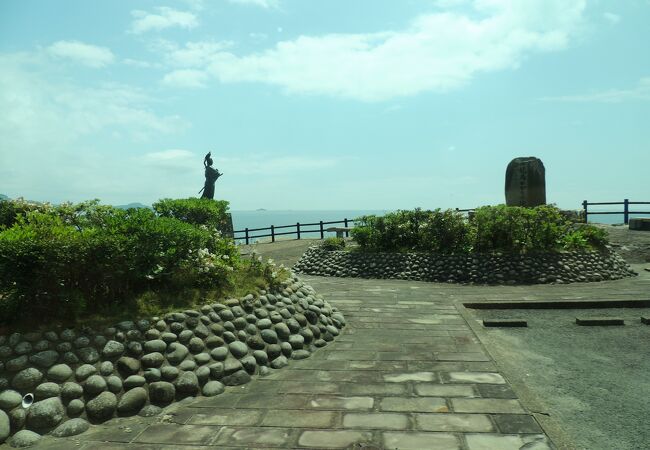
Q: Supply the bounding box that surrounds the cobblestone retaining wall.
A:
[293,247,636,284]
[0,275,344,446]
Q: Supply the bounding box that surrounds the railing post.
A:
[296,223,301,240]
[582,200,588,224]
[245,228,249,245]
[319,220,324,239]
[624,198,629,225]
[344,218,349,237]
[271,225,275,243]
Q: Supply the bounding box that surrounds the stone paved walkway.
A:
[35,275,556,450]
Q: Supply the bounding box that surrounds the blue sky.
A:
[1,0,649,210]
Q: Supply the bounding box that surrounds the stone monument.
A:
[505,157,546,207]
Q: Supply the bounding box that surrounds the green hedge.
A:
[153,198,230,233]
[351,205,608,254]
[0,199,240,323]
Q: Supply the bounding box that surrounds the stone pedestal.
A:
[505,157,546,207]
[629,218,650,231]
[220,213,234,238]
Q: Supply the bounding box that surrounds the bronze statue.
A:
[199,152,222,199]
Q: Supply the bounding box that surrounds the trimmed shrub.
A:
[153,198,230,232]
[351,205,609,255]
[321,237,346,251]
[0,201,240,323]
[352,208,471,253]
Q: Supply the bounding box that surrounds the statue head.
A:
[206,157,213,167]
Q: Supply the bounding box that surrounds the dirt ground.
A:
[593,223,650,264]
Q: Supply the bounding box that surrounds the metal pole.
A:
[319,220,324,239]
[297,223,301,240]
[245,228,249,245]
[344,218,349,237]
[271,225,275,243]
[582,200,588,224]
[624,199,629,225]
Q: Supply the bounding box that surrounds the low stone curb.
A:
[575,317,625,326]
[483,319,528,328]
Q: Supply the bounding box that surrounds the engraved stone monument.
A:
[505,157,546,207]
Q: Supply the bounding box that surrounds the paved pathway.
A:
[37,275,555,450]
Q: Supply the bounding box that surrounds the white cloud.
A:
[540,77,650,103]
[603,12,621,25]
[141,149,197,170]
[123,58,162,69]
[165,41,232,67]
[130,7,198,34]
[162,69,209,88]
[228,0,279,9]
[161,0,586,101]
[0,52,191,203]
[47,40,115,68]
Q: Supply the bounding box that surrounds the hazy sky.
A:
[1,0,649,210]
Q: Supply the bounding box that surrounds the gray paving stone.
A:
[476,384,518,399]
[415,384,477,397]
[442,371,506,384]
[379,397,447,413]
[186,408,265,426]
[342,383,408,396]
[262,410,337,428]
[235,393,312,409]
[436,352,491,361]
[383,371,437,382]
[343,412,410,430]
[383,431,461,450]
[416,413,494,432]
[133,424,218,445]
[493,414,543,434]
[465,433,552,449]
[214,426,293,447]
[451,398,526,414]
[298,430,373,448]
[309,396,374,410]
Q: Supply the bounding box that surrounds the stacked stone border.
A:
[0,275,345,447]
[293,246,636,284]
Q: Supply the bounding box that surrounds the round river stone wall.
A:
[0,275,345,446]
[293,246,636,284]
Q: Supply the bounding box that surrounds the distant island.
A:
[0,194,8,201]
[256,208,267,211]
[116,202,151,210]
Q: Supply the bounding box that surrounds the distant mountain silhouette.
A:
[116,202,151,210]
[0,194,8,201]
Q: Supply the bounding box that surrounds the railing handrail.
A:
[582,199,650,224]
[233,200,650,244]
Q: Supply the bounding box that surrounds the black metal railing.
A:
[234,218,354,245]
[582,199,650,224]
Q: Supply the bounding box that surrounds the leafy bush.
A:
[0,197,53,230]
[563,224,608,250]
[352,208,471,253]
[351,205,609,255]
[153,198,230,232]
[0,199,240,323]
[471,204,572,253]
[321,237,346,251]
